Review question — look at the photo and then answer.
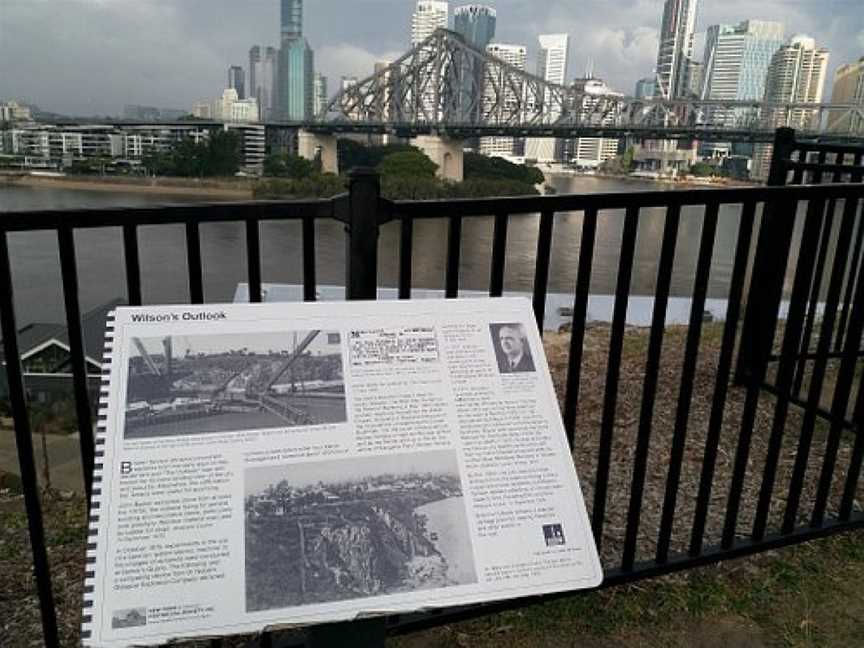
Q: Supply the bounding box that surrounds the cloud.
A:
[315,44,404,85]
[0,0,860,115]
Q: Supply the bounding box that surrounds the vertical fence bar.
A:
[734,127,797,384]
[839,375,864,522]
[445,216,462,298]
[532,211,554,330]
[185,221,204,304]
[398,218,413,299]
[791,147,806,185]
[246,219,262,303]
[751,198,826,542]
[0,232,60,647]
[783,195,858,532]
[723,196,799,548]
[303,215,317,302]
[835,192,864,351]
[562,207,598,448]
[620,203,680,571]
[792,200,832,397]
[689,201,757,557]
[122,224,142,306]
[489,213,508,297]
[592,205,639,548]
[655,202,719,564]
[57,225,95,500]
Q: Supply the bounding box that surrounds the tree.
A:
[338,139,418,173]
[203,130,241,176]
[263,153,315,179]
[377,150,438,178]
[463,152,544,185]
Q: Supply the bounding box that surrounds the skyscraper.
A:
[453,5,496,50]
[480,43,528,158]
[753,35,830,179]
[228,66,246,100]
[411,1,449,46]
[525,34,569,163]
[281,0,302,43]
[699,20,785,155]
[276,0,314,121]
[250,46,278,121]
[655,0,699,99]
[278,39,314,120]
[635,77,657,99]
[313,73,328,118]
[828,57,864,132]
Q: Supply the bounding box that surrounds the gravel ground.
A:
[2,323,861,646]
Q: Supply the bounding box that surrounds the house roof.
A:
[0,298,125,366]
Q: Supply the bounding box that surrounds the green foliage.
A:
[377,150,438,178]
[689,162,728,177]
[142,130,241,177]
[599,146,636,175]
[253,173,347,199]
[463,152,544,185]
[337,139,416,172]
[380,174,447,200]
[263,153,316,179]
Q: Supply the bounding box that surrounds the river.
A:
[0,177,807,327]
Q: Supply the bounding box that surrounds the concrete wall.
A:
[297,130,338,174]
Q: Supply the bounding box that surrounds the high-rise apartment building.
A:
[480,43,528,158]
[453,4,496,49]
[228,66,246,100]
[281,0,303,44]
[829,57,864,132]
[453,5,496,124]
[525,34,569,163]
[700,20,785,156]
[276,0,314,121]
[249,46,278,122]
[564,77,623,168]
[655,0,699,99]
[411,1,449,45]
[313,73,329,118]
[753,35,829,179]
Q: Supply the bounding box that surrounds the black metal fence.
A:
[2,130,864,646]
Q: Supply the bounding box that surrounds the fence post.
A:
[345,168,381,301]
[733,128,797,385]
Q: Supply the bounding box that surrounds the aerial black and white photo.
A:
[111,608,147,629]
[244,450,477,612]
[124,331,346,439]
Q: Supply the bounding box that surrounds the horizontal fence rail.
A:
[2,162,864,646]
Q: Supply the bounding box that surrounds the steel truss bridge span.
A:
[313,28,864,144]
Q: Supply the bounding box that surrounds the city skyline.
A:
[0,0,861,117]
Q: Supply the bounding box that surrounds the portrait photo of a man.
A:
[490,322,536,374]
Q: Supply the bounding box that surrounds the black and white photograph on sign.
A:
[490,322,536,374]
[111,607,147,629]
[244,450,477,612]
[124,331,346,439]
[543,523,566,547]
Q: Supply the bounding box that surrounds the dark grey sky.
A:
[1,0,861,116]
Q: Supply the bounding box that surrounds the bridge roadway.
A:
[43,118,864,145]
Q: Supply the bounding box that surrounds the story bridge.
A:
[36,29,864,179]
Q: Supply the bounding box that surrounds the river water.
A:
[0,177,801,327]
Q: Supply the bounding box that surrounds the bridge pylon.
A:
[411,135,464,181]
[298,130,339,174]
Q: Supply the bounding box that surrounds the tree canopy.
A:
[377,150,438,178]
[463,152,544,186]
[142,130,241,177]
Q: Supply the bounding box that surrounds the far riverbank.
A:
[3,174,254,200]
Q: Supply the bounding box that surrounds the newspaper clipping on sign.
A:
[83,298,602,647]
